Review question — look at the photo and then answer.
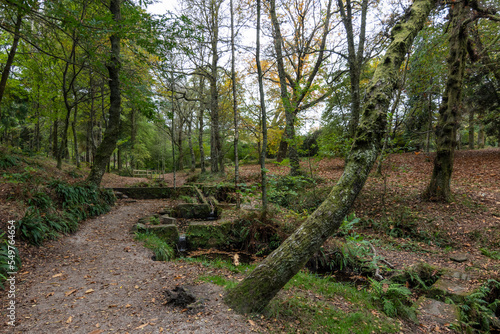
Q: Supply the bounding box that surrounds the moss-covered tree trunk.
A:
[224,0,437,313]
[86,0,122,186]
[423,1,468,202]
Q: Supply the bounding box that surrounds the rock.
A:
[417,296,459,326]
[161,215,177,225]
[143,224,179,246]
[164,286,196,307]
[443,270,472,281]
[186,221,233,249]
[174,203,212,219]
[428,277,472,303]
[130,223,146,233]
[450,253,468,263]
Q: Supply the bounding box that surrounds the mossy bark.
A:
[224,0,436,313]
[423,2,469,202]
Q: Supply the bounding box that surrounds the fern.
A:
[369,278,417,321]
[0,232,21,288]
[459,279,500,332]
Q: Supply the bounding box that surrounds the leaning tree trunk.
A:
[423,1,468,202]
[224,0,436,313]
[86,0,122,186]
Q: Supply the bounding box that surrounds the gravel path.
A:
[1,200,259,334]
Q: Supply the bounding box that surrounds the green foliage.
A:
[369,279,416,321]
[179,195,195,203]
[0,232,21,289]
[134,231,175,261]
[16,181,115,245]
[391,262,441,291]
[480,248,500,261]
[0,154,19,169]
[230,210,283,256]
[149,216,160,225]
[263,271,400,333]
[27,192,53,211]
[317,109,353,158]
[180,256,254,274]
[458,279,500,333]
[267,174,316,209]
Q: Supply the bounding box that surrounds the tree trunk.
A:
[87,0,122,186]
[276,134,287,162]
[256,0,267,210]
[423,1,468,202]
[0,10,23,120]
[230,0,240,207]
[425,90,433,153]
[52,119,59,158]
[224,0,436,313]
[468,109,474,149]
[268,0,300,175]
[198,89,206,173]
[208,0,221,174]
[72,103,80,168]
[477,120,485,148]
[188,114,196,172]
[338,0,368,139]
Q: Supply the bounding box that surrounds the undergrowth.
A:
[16,181,115,246]
[458,279,500,333]
[0,232,21,289]
[134,231,175,261]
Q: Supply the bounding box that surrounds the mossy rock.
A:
[174,203,212,219]
[137,224,179,246]
[186,221,234,249]
[110,186,197,199]
[416,296,460,326]
[428,277,472,303]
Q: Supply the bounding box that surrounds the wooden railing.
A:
[132,169,164,179]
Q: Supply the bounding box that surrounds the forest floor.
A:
[0,148,499,333]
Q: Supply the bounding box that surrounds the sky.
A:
[147,0,177,15]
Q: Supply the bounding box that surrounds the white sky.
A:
[147,0,177,15]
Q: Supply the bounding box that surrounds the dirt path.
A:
[2,200,259,334]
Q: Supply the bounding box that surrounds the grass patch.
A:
[262,271,400,333]
[134,231,175,261]
[179,256,254,274]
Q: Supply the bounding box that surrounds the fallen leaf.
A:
[45,292,54,298]
[66,316,73,323]
[248,319,256,326]
[52,273,63,278]
[135,323,148,329]
[87,330,102,334]
[85,289,95,294]
[65,289,78,296]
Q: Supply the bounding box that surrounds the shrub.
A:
[16,182,115,245]
[369,278,417,321]
[0,232,21,288]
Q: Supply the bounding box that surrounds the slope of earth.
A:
[0,199,263,333]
